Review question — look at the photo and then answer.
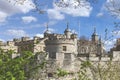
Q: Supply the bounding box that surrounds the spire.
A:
[92,26,98,36]
[67,21,69,29]
[64,21,70,32]
[44,23,51,34]
[46,23,49,31]
[99,36,102,44]
[92,26,99,43]
[94,27,96,33]
[93,26,96,35]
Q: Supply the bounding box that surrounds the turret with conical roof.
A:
[92,27,99,43]
[64,22,71,38]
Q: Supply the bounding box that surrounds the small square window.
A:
[49,52,56,59]
[63,46,67,51]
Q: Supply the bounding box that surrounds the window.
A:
[64,53,71,66]
[49,52,56,59]
[64,53,71,60]
[63,46,67,51]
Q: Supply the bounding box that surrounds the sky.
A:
[0,0,120,50]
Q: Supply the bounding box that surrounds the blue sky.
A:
[0,0,120,50]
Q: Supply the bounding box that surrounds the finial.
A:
[45,23,49,31]
[98,35,102,44]
[94,26,96,34]
[67,21,69,29]
[99,36,101,41]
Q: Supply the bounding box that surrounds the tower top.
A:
[94,27,96,34]
[92,26,97,36]
[64,22,70,32]
[91,26,99,43]
[44,23,51,34]
[67,22,69,29]
[46,23,48,31]
[99,36,102,43]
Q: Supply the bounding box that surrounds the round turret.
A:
[64,22,71,38]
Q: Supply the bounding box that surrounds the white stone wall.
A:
[112,51,120,61]
[0,45,18,52]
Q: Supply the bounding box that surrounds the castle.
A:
[0,23,120,79]
[0,23,105,57]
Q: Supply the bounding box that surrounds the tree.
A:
[0,48,47,80]
[105,0,120,18]
[75,60,120,80]
[7,0,46,14]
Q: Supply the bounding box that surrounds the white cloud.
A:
[104,39,116,51]
[6,29,28,37]
[0,38,4,42]
[22,16,37,23]
[105,0,120,18]
[47,9,65,20]
[43,27,56,33]
[112,30,120,36]
[96,13,104,17]
[71,29,78,34]
[107,0,114,2]
[50,28,56,32]
[0,0,35,23]
[35,34,44,38]
[47,0,92,20]
[48,21,57,25]
[0,11,8,23]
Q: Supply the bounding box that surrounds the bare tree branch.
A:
[105,0,120,18]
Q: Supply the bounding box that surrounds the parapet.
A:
[21,37,30,41]
[78,57,111,62]
[13,38,21,42]
[47,33,77,40]
[71,33,77,39]
[117,38,120,46]
[0,41,4,46]
[33,36,40,40]
[45,38,76,45]
[7,41,15,46]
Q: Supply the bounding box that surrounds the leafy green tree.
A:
[0,48,47,80]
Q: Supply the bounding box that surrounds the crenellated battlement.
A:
[78,57,111,62]
[45,39,76,45]
[47,33,77,40]
[0,41,5,46]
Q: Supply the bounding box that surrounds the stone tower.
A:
[45,27,78,73]
[92,27,99,43]
[96,36,105,56]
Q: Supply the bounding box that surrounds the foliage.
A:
[76,60,120,80]
[0,49,47,80]
[77,61,91,80]
[56,68,68,77]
